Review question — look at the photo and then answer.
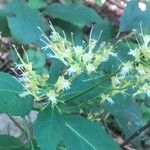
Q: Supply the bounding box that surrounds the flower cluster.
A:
[110,34,150,99]
[13,24,119,107]
[13,45,49,100]
[39,23,114,76]
[13,45,73,107]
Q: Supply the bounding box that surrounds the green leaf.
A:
[33,108,64,150]
[0,72,33,116]
[91,20,116,44]
[104,94,143,137]
[60,72,111,104]
[28,0,47,9]
[119,0,150,32]
[23,49,46,69]
[3,0,46,44]
[63,115,120,150]
[100,41,136,74]
[0,16,10,36]
[48,58,65,85]
[0,135,26,150]
[52,19,84,46]
[45,3,103,28]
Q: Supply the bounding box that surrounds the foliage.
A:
[0,0,150,150]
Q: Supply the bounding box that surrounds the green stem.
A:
[23,119,35,150]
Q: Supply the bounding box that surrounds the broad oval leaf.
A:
[3,0,46,44]
[33,108,64,150]
[91,21,116,44]
[63,115,120,150]
[119,0,150,32]
[45,3,103,28]
[0,72,33,116]
[0,134,26,150]
[103,94,143,137]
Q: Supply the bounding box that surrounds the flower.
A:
[39,24,114,78]
[120,62,133,77]
[82,52,93,64]
[111,76,121,87]
[89,39,97,51]
[111,52,118,57]
[147,90,150,97]
[101,94,115,104]
[46,90,58,106]
[74,46,83,58]
[86,63,96,74]
[128,49,140,61]
[140,46,150,60]
[67,64,82,75]
[62,80,71,91]
[120,67,129,76]
[55,76,71,92]
[107,97,115,104]
[67,67,76,76]
[138,69,146,75]
[128,49,136,56]
[101,56,109,62]
[19,91,30,98]
[13,45,49,100]
[138,2,146,11]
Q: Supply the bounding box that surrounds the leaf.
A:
[63,115,120,150]
[3,0,46,44]
[23,49,46,69]
[33,108,64,150]
[91,20,116,44]
[0,135,26,150]
[60,72,111,104]
[100,41,137,74]
[28,0,47,9]
[103,94,143,137]
[0,72,33,116]
[45,3,103,28]
[52,19,84,46]
[0,16,10,36]
[119,0,150,32]
[48,58,65,85]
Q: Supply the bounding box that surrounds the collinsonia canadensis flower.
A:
[101,94,115,104]
[46,89,58,106]
[113,34,150,99]
[54,76,71,93]
[13,45,69,107]
[120,61,133,77]
[39,23,114,76]
[13,45,49,100]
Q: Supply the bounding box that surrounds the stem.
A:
[121,121,150,148]
[7,114,26,134]
[23,118,35,150]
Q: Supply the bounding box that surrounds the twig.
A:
[7,114,25,133]
[121,121,150,148]
[23,118,35,150]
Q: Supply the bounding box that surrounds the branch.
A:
[7,114,26,133]
[121,121,150,148]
